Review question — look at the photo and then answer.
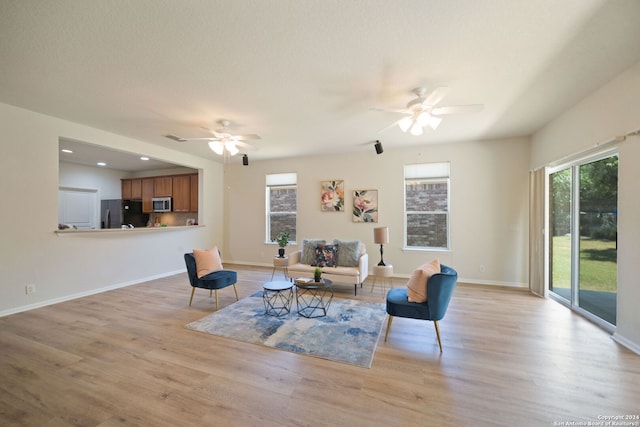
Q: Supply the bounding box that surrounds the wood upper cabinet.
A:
[154,177,173,197]
[135,173,198,213]
[130,179,142,199]
[172,174,198,212]
[121,179,132,199]
[172,175,191,212]
[142,178,154,213]
[121,179,142,200]
[190,174,198,213]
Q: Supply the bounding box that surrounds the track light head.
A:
[242,154,249,166]
[374,140,383,155]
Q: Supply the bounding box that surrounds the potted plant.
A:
[313,267,322,283]
[274,231,290,258]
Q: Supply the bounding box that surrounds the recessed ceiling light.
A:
[61,149,73,153]
[140,156,149,161]
[97,162,107,166]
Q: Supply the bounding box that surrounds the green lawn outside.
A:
[551,235,617,292]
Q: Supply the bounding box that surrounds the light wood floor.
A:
[1,265,638,426]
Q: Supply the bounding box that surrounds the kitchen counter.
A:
[55,225,204,235]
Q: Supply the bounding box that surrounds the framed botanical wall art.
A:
[352,190,378,222]
[320,180,344,212]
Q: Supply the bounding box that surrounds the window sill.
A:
[401,246,451,253]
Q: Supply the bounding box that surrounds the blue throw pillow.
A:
[302,239,326,265]
[333,239,361,267]
[315,244,338,267]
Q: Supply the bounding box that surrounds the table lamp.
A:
[373,226,389,266]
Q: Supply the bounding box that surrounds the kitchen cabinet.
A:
[142,178,154,213]
[173,174,198,212]
[122,180,132,199]
[154,177,173,197]
[172,175,191,212]
[137,174,198,214]
[121,179,142,200]
[190,174,198,212]
[131,179,142,199]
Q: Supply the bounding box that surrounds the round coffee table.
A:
[294,278,333,318]
[262,281,294,317]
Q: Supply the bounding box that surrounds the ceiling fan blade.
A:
[421,86,451,106]
[377,116,409,133]
[235,141,258,151]
[164,134,187,142]
[175,136,221,141]
[369,107,409,114]
[234,134,261,141]
[432,104,483,115]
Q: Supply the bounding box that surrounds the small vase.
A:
[278,248,285,258]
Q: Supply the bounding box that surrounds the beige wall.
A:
[531,60,640,352]
[224,136,530,286]
[0,102,224,315]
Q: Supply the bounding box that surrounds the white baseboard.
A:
[612,332,640,355]
[0,269,185,317]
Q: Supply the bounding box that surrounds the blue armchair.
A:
[184,253,239,310]
[384,264,457,352]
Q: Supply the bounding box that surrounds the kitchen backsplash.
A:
[149,212,198,227]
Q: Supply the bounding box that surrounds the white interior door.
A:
[58,187,98,229]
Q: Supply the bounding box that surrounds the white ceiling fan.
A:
[164,119,260,156]
[372,87,483,136]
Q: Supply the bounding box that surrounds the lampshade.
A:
[398,116,413,133]
[373,226,389,244]
[428,116,443,130]
[410,122,424,136]
[225,141,239,156]
[208,140,224,155]
[416,111,431,126]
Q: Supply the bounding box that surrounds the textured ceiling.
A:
[1,0,640,166]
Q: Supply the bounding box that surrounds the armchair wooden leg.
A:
[434,321,443,353]
[384,315,393,342]
[214,290,219,311]
[189,287,196,306]
[232,284,239,301]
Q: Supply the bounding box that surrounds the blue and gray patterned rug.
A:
[186,291,387,368]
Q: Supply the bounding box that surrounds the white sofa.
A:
[287,239,368,295]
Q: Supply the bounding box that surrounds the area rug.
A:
[186,291,387,368]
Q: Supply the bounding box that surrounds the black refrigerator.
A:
[101,200,149,228]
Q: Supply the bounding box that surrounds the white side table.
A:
[371,264,394,297]
[271,255,289,280]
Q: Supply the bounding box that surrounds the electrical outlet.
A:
[25,284,36,295]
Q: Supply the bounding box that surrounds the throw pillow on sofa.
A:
[333,239,361,267]
[302,239,326,265]
[315,244,338,267]
[407,258,440,302]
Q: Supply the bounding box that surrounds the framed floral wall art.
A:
[353,190,378,222]
[321,180,345,211]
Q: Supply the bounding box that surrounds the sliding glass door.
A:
[548,152,618,327]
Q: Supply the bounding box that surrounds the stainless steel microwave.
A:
[152,197,172,212]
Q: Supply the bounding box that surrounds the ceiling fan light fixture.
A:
[225,141,239,156]
[208,140,224,155]
[428,116,443,130]
[398,116,413,132]
[416,111,431,126]
[410,123,424,136]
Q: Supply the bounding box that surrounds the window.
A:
[266,173,297,243]
[404,162,450,250]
